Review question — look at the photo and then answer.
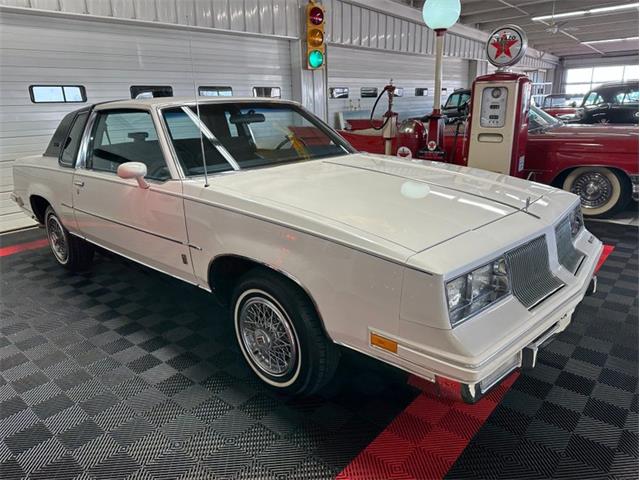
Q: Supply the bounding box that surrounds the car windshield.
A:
[529,104,562,131]
[445,92,470,108]
[544,95,582,108]
[162,102,353,176]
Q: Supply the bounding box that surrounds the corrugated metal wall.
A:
[1,0,302,37]
[0,0,558,231]
[0,10,293,231]
[327,45,468,126]
[325,0,556,70]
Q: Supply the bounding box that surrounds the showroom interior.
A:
[0,0,638,479]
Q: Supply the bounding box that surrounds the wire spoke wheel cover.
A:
[237,291,299,380]
[46,213,69,264]
[572,171,613,209]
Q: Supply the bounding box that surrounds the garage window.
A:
[253,87,281,98]
[564,65,639,95]
[199,86,233,97]
[415,88,429,96]
[130,86,173,99]
[30,85,86,103]
[330,87,349,99]
[361,87,378,98]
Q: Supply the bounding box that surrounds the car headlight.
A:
[569,204,584,238]
[446,257,511,327]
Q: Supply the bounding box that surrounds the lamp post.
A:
[422,0,461,160]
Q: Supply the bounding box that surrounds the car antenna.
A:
[188,35,209,187]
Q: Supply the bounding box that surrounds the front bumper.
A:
[369,231,603,402]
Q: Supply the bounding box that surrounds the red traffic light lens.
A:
[309,6,324,25]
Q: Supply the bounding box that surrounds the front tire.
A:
[563,167,630,218]
[232,269,340,395]
[44,206,94,271]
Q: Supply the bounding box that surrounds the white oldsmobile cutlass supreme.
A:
[12,97,602,403]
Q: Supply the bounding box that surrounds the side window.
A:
[584,92,599,106]
[60,112,88,167]
[88,110,170,181]
[619,89,639,104]
[163,108,232,175]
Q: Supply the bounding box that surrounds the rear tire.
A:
[563,167,630,218]
[44,206,94,272]
[231,269,340,395]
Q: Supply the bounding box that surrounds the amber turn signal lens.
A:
[308,28,324,48]
[370,332,398,353]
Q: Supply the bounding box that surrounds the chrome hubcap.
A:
[572,172,613,209]
[46,214,68,263]
[239,297,297,377]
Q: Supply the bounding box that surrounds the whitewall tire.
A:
[231,269,340,395]
[563,167,630,218]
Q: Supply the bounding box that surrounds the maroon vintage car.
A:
[339,105,638,218]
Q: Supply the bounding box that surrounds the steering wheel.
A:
[275,134,308,150]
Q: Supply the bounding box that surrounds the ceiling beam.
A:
[460,1,636,26]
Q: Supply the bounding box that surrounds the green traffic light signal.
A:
[308,49,324,69]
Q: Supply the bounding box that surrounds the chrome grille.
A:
[505,236,565,309]
[555,216,585,274]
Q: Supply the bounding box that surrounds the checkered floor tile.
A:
[0,232,416,479]
[447,222,638,479]
[0,221,637,480]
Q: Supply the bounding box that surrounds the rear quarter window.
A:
[44,112,76,157]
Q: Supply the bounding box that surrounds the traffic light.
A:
[305,1,325,69]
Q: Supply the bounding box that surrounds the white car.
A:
[12,98,602,402]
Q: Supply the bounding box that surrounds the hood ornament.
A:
[525,196,531,212]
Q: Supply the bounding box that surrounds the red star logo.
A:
[491,33,519,58]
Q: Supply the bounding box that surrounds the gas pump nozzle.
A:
[381,81,397,155]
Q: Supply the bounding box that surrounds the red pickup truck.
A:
[339,105,638,218]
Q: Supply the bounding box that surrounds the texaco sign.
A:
[486,25,528,68]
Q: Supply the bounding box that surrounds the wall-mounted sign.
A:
[486,25,528,69]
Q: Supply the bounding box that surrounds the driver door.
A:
[72,107,196,283]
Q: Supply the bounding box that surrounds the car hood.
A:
[214,154,551,253]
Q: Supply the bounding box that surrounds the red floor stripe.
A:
[0,239,48,257]
[337,373,519,480]
[338,245,615,480]
[595,244,614,273]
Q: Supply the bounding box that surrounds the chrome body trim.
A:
[73,206,185,246]
[68,231,209,291]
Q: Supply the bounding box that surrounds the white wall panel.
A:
[326,44,468,127]
[0,10,293,231]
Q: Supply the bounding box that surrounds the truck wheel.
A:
[563,167,630,218]
[231,269,340,395]
[44,206,94,271]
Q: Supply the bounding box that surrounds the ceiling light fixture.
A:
[581,36,639,44]
[532,2,639,21]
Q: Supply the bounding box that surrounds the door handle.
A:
[73,180,84,187]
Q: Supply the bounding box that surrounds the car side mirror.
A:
[117,162,149,189]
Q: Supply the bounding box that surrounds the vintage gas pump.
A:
[464,25,532,177]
